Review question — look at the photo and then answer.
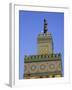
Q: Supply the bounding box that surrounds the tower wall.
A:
[37,33,53,54]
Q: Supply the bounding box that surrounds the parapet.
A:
[24,53,61,63]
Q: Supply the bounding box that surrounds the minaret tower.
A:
[37,19,54,54]
[24,19,62,79]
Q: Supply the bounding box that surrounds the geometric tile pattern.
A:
[24,61,61,74]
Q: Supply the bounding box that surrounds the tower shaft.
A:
[37,19,53,55]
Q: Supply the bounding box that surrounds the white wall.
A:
[0,0,72,89]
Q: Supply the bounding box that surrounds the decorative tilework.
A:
[31,65,36,71]
[24,61,62,75]
[49,64,55,70]
[40,64,46,70]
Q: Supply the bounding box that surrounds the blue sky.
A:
[19,10,64,79]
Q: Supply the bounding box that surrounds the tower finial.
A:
[44,18,48,34]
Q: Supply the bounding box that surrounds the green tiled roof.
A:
[24,71,62,76]
[24,53,61,62]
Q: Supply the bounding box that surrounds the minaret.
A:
[24,19,62,79]
[37,19,54,54]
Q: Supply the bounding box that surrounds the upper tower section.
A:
[37,19,54,55]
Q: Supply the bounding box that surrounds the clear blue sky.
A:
[19,10,64,79]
